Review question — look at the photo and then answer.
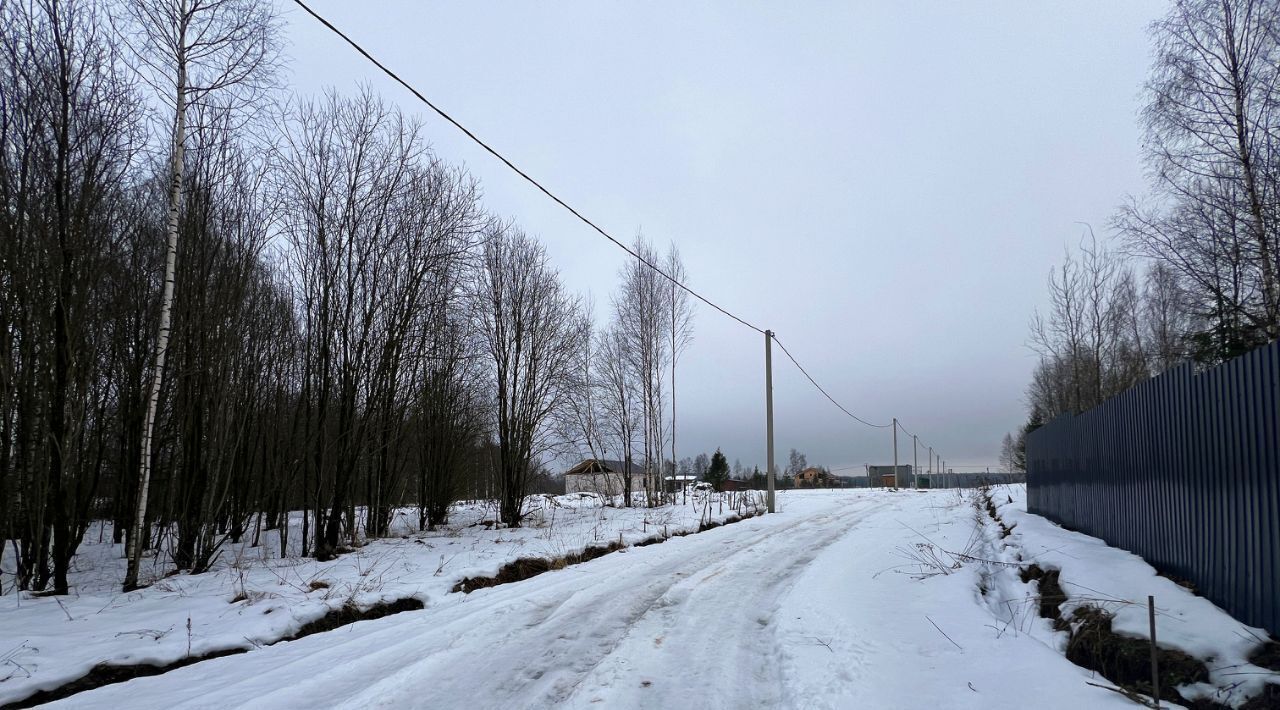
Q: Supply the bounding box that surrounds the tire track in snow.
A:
[557,507,876,708]
[347,499,884,709]
[50,495,886,710]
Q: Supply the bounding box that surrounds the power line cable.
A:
[827,466,860,474]
[291,0,764,335]
[294,0,929,441]
[770,335,893,429]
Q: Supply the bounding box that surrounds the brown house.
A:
[869,464,913,489]
[793,467,834,488]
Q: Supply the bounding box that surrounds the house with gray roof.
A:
[564,459,647,496]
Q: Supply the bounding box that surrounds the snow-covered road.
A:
[47,491,1136,710]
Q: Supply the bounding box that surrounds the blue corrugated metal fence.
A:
[1026,339,1280,635]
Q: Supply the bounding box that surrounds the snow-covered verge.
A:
[7,487,1275,709]
[995,485,1279,708]
[0,491,761,707]
[25,490,1141,710]
[771,488,1139,709]
[769,486,1277,709]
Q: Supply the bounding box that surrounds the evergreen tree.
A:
[705,449,730,492]
[1014,413,1043,473]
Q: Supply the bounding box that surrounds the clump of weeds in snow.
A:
[433,554,457,577]
[648,508,676,529]
[536,506,559,540]
[579,506,610,543]
[439,525,463,539]
[888,542,963,579]
[113,626,173,641]
[231,589,279,606]
[0,641,38,681]
[322,548,416,605]
[537,526,589,561]
[149,579,185,596]
[881,502,995,581]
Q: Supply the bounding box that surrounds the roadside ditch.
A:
[977,488,1277,709]
[452,510,759,593]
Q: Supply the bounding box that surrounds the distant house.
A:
[564,459,646,496]
[794,467,835,488]
[665,474,698,493]
[868,464,913,488]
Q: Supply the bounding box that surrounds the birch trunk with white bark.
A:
[124,65,185,592]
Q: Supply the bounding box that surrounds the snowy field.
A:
[3,487,1276,709]
[0,492,762,707]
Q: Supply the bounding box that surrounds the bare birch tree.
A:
[1028,235,1154,419]
[121,0,279,591]
[665,244,693,500]
[614,237,669,505]
[597,324,638,504]
[1115,0,1280,360]
[557,299,605,463]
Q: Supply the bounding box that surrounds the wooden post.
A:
[1149,595,1160,708]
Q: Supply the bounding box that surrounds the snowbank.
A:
[997,485,1278,707]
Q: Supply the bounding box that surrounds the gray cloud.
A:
[283,0,1166,472]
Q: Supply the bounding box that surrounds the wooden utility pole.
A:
[913,435,919,489]
[892,418,899,490]
[765,330,775,513]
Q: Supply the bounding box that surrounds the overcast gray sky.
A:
[282,1,1167,474]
